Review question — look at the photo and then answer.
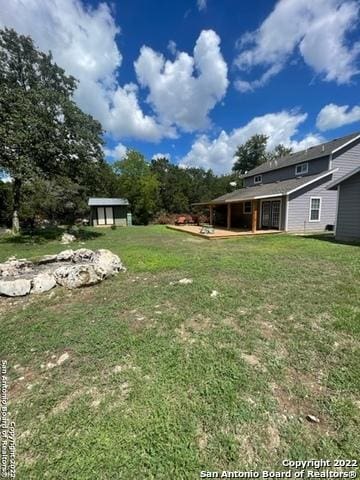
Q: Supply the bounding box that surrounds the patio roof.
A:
[195,169,337,206]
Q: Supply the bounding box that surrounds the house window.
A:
[243,201,252,214]
[295,163,308,176]
[254,175,262,184]
[309,197,321,222]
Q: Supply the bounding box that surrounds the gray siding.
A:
[244,156,329,187]
[287,177,337,232]
[114,205,128,226]
[287,141,360,232]
[331,138,360,181]
[336,172,360,241]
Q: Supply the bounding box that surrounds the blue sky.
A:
[1,0,360,174]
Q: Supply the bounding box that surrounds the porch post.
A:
[209,205,213,226]
[252,200,258,233]
[227,203,231,229]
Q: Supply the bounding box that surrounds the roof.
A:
[243,131,360,178]
[88,197,129,206]
[205,170,337,204]
[327,166,360,190]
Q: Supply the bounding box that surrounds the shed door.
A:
[97,207,105,225]
[105,207,114,225]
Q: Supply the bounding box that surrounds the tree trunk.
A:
[12,177,21,234]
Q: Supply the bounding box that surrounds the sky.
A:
[0,0,360,175]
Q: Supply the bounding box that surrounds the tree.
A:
[0,28,105,233]
[114,150,159,225]
[232,135,293,174]
[232,134,269,174]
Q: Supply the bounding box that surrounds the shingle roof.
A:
[243,131,360,178]
[210,170,336,204]
[88,197,129,206]
[327,166,360,190]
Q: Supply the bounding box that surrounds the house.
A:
[88,198,131,227]
[199,131,360,234]
[327,166,360,242]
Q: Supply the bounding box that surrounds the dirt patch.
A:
[241,353,261,367]
[196,424,208,451]
[267,423,281,451]
[176,314,213,344]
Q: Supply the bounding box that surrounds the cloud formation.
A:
[316,103,360,131]
[180,111,323,174]
[135,30,228,132]
[0,0,173,142]
[235,0,360,91]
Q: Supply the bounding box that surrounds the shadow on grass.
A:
[0,226,103,245]
[302,233,360,246]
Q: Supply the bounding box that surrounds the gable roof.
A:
[205,169,337,205]
[243,131,360,178]
[88,197,129,206]
[327,166,360,190]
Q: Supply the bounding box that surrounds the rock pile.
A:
[0,248,125,297]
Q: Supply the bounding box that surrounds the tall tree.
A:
[114,150,159,225]
[0,28,104,233]
[232,135,293,174]
[232,134,269,174]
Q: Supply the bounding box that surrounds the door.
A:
[261,200,281,229]
[261,201,271,227]
[97,207,105,225]
[271,201,281,229]
[105,207,114,225]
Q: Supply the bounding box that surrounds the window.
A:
[295,163,308,176]
[243,201,252,214]
[254,175,262,184]
[309,197,321,222]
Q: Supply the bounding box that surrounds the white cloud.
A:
[1,175,12,183]
[152,153,171,160]
[235,0,360,90]
[316,103,360,131]
[197,0,207,11]
[135,30,228,132]
[0,0,171,142]
[104,143,128,161]
[180,111,323,174]
[167,40,177,55]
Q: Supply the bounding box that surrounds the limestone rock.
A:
[0,279,32,296]
[61,233,76,244]
[37,254,58,265]
[72,248,94,263]
[92,249,125,277]
[0,259,33,278]
[31,273,57,294]
[56,250,74,262]
[54,264,105,289]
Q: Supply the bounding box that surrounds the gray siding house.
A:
[201,132,360,233]
[88,198,130,227]
[327,167,360,242]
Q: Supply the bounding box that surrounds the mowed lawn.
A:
[1,226,360,479]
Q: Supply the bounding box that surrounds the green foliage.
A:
[0,28,105,231]
[232,134,293,174]
[0,181,12,226]
[114,150,159,225]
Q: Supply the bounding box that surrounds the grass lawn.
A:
[1,226,359,479]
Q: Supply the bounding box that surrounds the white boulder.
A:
[54,264,105,289]
[56,250,74,262]
[61,233,76,244]
[31,273,57,294]
[72,248,94,263]
[37,254,58,265]
[0,259,33,278]
[0,279,32,296]
[92,249,125,277]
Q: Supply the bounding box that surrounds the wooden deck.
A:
[166,225,282,239]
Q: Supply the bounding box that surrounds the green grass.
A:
[1,226,359,479]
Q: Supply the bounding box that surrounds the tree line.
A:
[0,28,292,231]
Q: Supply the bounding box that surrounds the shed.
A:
[327,166,360,242]
[88,198,130,227]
